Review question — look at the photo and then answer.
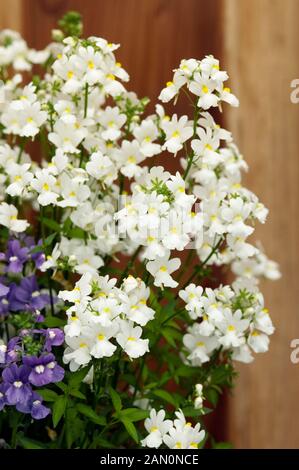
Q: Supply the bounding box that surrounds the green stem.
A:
[17,138,26,164]
[132,357,145,401]
[180,237,223,292]
[11,414,19,449]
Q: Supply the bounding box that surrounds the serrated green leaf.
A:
[109,387,122,413]
[76,403,106,426]
[52,395,67,427]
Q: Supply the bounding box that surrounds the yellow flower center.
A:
[159,266,167,272]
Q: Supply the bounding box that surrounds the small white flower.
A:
[0,202,29,232]
[162,115,193,154]
[6,162,33,196]
[116,320,149,359]
[31,169,59,206]
[141,409,173,448]
[146,253,181,288]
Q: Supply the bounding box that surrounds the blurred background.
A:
[1,0,298,448]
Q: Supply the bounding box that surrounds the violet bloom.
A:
[0,382,9,411]
[9,276,50,312]
[26,237,46,269]
[0,283,9,316]
[0,282,9,297]
[23,353,64,386]
[2,364,32,405]
[44,328,64,352]
[16,391,50,420]
[5,336,22,363]
[5,239,29,273]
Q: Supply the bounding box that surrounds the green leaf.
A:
[39,217,61,232]
[121,418,139,444]
[95,437,117,448]
[68,365,90,387]
[17,435,46,449]
[52,395,67,427]
[38,388,59,402]
[43,232,57,247]
[76,403,106,426]
[152,389,178,408]
[212,440,233,449]
[109,387,122,413]
[118,408,149,422]
[205,388,219,407]
[69,389,86,400]
[44,316,66,328]
[55,381,68,392]
[181,406,205,417]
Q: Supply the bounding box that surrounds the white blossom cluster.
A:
[179,282,275,365]
[0,29,49,72]
[141,408,205,449]
[58,273,154,370]
[0,29,280,372]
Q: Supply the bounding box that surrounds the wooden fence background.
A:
[1,0,298,448]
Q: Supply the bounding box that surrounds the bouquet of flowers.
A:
[0,12,280,449]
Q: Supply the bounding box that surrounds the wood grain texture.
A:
[0,0,22,30]
[23,0,222,110]
[223,0,299,448]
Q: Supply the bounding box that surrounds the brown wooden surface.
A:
[223,0,299,448]
[1,0,299,448]
[0,0,22,30]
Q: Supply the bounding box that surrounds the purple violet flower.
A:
[23,353,64,386]
[0,382,9,411]
[9,276,50,312]
[2,364,32,405]
[0,282,9,297]
[5,239,29,273]
[5,337,22,363]
[44,328,64,352]
[26,237,46,269]
[16,391,50,420]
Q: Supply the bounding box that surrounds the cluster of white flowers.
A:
[0,29,49,72]
[141,408,205,449]
[58,273,154,370]
[159,56,238,109]
[179,282,275,365]
[0,27,280,372]
[115,166,203,286]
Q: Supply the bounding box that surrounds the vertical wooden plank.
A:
[223,0,299,448]
[0,0,22,31]
[22,0,222,112]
